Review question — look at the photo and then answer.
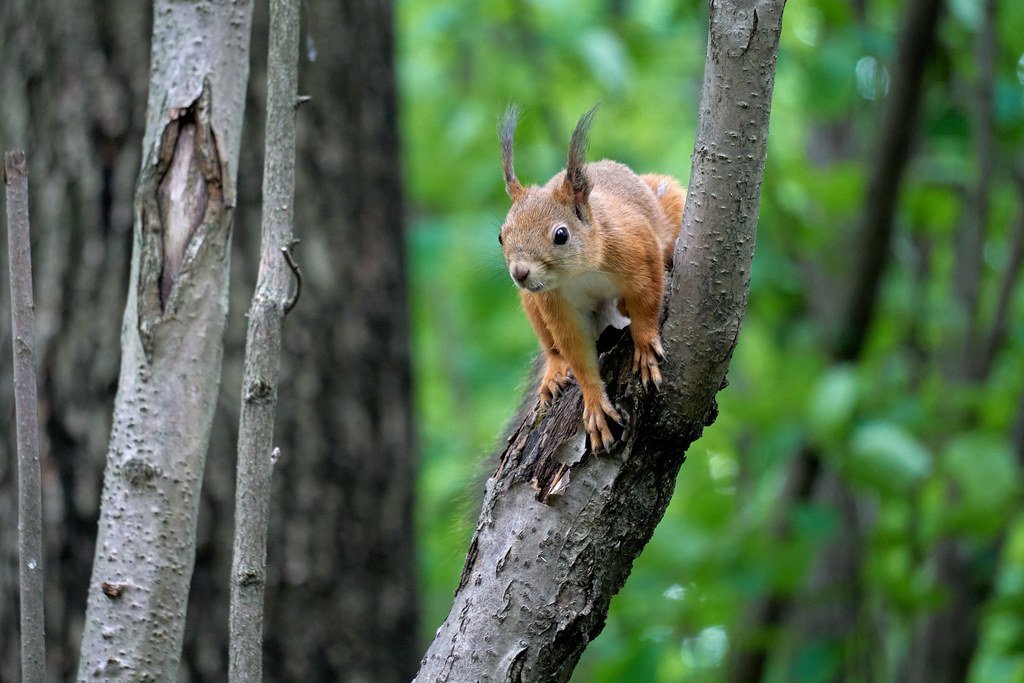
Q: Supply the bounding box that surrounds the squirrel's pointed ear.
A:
[563,105,597,210]
[500,105,526,202]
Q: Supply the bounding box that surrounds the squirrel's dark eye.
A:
[498,233,503,246]
[553,226,569,245]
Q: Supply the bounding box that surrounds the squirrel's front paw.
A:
[583,393,623,453]
[539,356,572,404]
[632,336,665,388]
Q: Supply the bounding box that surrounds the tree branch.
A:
[725,0,944,675]
[4,150,45,683]
[415,1,786,680]
[957,0,996,380]
[977,170,1024,379]
[228,0,300,678]
[836,0,944,360]
[77,1,255,678]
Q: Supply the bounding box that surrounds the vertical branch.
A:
[958,0,997,379]
[836,0,944,360]
[727,0,944,677]
[4,151,44,683]
[77,0,255,678]
[228,0,300,679]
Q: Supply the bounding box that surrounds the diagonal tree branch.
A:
[977,170,1024,380]
[4,151,45,683]
[228,0,300,679]
[416,1,786,680]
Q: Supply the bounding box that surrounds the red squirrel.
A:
[498,105,686,452]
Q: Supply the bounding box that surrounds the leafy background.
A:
[397,0,1024,680]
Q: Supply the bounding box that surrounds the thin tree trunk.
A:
[0,1,148,677]
[836,0,944,360]
[183,0,420,678]
[228,0,299,677]
[955,0,996,381]
[726,0,944,677]
[900,4,1003,680]
[416,1,786,679]
[77,1,254,679]
[4,150,45,683]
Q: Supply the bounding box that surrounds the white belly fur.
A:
[560,271,631,339]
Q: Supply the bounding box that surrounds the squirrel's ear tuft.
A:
[500,104,526,201]
[564,104,597,210]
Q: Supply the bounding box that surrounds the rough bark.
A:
[1,0,416,678]
[416,1,785,680]
[4,151,45,683]
[183,0,420,679]
[77,1,254,679]
[228,0,299,678]
[0,1,149,678]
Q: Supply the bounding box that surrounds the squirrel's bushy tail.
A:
[640,174,687,266]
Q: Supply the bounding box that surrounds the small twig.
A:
[281,246,302,314]
[295,95,312,108]
[229,0,300,679]
[5,150,45,683]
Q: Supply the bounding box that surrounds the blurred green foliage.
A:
[398,0,1024,679]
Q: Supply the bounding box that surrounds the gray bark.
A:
[184,0,420,678]
[4,150,45,683]
[415,1,785,680]
[0,0,147,675]
[77,0,254,679]
[228,0,299,678]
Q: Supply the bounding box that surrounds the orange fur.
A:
[640,174,687,266]
[498,107,687,452]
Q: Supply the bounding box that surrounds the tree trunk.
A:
[77,0,254,678]
[228,0,300,677]
[416,1,786,679]
[726,0,943,676]
[1,0,417,678]
[184,0,420,679]
[5,149,46,683]
[0,0,149,678]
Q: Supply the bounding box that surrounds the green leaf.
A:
[579,30,630,93]
[940,434,1021,537]
[847,422,932,493]
[809,364,860,438]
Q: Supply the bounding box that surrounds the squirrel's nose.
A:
[511,265,530,284]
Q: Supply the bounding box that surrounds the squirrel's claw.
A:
[633,340,664,390]
[539,357,572,404]
[584,394,622,453]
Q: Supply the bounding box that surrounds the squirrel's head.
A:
[497,105,598,293]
